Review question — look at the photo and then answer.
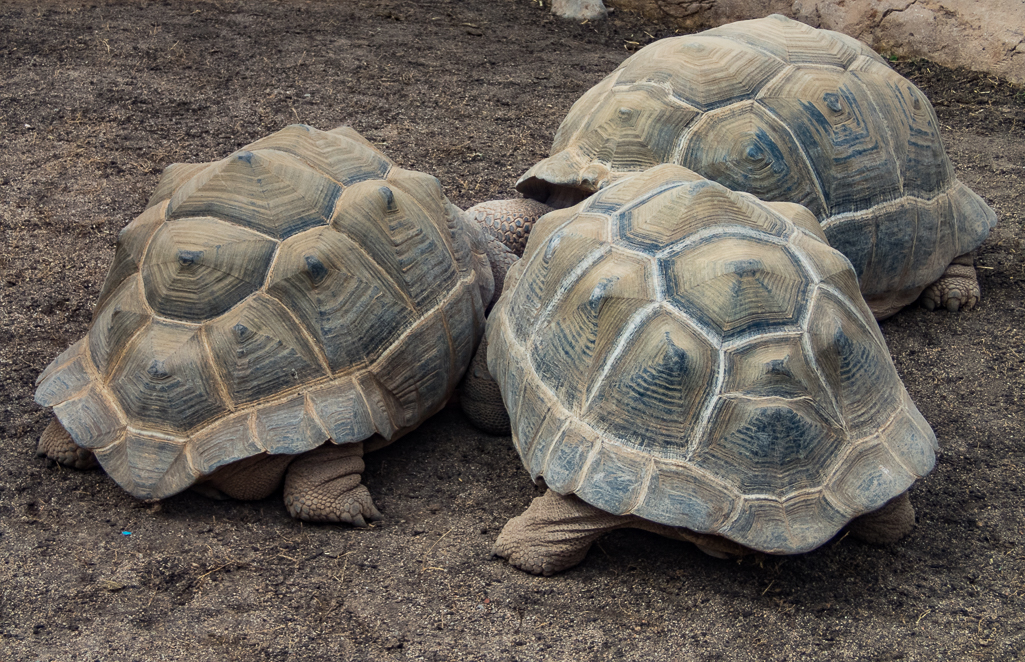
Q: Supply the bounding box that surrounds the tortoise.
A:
[493,14,998,320]
[482,164,938,574]
[34,123,517,525]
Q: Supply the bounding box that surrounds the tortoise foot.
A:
[37,418,97,470]
[283,442,383,526]
[920,254,979,312]
[493,489,629,575]
[847,492,915,545]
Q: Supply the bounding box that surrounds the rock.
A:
[551,0,609,21]
[605,0,1025,84]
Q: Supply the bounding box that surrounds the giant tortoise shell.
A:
[487,164,937,574]
[515,14,997,319]
[35,124,494,522]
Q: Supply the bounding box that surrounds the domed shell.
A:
[516,14,997,318]
[488,164,937,553]
[35,124,494,499]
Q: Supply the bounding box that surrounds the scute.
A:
[35,125,491,499]
[87,275,152,380]
[110,320,228,436]
[204,294,329,407]
[619,178,789,252]
[664,234,810,339]
[582,310,718,456]
[807,289,902,435]
[168,148,341,239]
[266,227,416,373]
[489,165,937,553]
[696,398,843,498]
[330,180,461,308]
[244,124,393,187]
[677,102,826,218]
[530,250,658,414]
[624,35,786,112]
[703,14,869,69]
[94,201,168,312]
[142,217,277,322]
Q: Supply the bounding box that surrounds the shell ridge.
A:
[817,283,888,350]
[169,177,282,242]
[799,293,847,432]
[721,328,804,352]
[853,73,906,196]
[260,291,334,378]
[583,302,660,410]
[874,401,935,480]
[570,434,603,495]
[303,391,334,446]
[97,277,156,386]
[530,245,610,341]
[657,301,722,351]
[351,375,391,440]
[536,419,573,485]
[435,303,459,398]
[135,199,172,273]
[388,174,460,261]
[367,271,478,373]
[655,223,787,260]
[754,99,830,217]
[626,455,657,516]
[324,221,418,311]
[753,64,800,101]
[197,324,237,413]
[685,346,726,459]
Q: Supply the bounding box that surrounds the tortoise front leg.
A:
[466,198,554,257]
[920,253,980,312]
[37,418,98,470]
[283,442,383,527]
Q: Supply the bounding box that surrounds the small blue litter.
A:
[121,531,131,536]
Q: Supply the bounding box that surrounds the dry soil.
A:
[1,1,1024,660]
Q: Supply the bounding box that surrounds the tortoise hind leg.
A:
[283,442,383,527]
[460,336,511,436]
[199,453,293,501]
[846,492,916,544]
[37,418,98,470]
[920,253,980,312]
[493,490,626,575]
[493,489,748,575]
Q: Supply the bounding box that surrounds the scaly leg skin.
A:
[199,453,293,501]
[37,418,98,470]
[283,442,383,527]
[459,336,511,436]
[465,198,554,257]
[494,490,751,575]
[920,253,980,312]
[492,490,625,575]
[846,492,915,545]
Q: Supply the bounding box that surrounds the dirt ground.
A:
[1,1,1023,660]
